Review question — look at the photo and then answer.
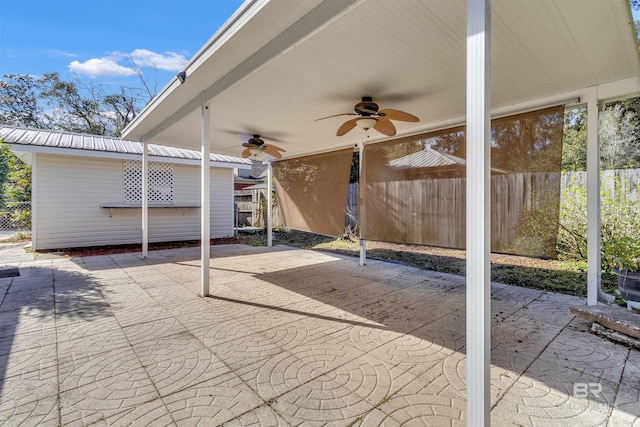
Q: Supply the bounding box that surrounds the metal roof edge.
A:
[0,125,251,166]
[6,143,251,169]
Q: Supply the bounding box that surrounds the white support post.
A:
[142,141,149,259]
[359,239,367,266]
[586,86,600,306]
[267,161,273,247]
[200,95,211,297]
[359,141,366,266]
[466,0,491,425]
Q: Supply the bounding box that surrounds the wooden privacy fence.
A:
[234,187,282,228]
[561,169,639,202]
[345,168,639,252]
[361,172,560,255]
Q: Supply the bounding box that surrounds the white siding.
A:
[209,166,234,238]
[34,154,234,250]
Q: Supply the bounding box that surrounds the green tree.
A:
[39,72,107,135]
[561,97,640,172]
[562,107,587,171]
[0,74,47,128]
[0,141,31,206]
[0,72,153,137]
[427,128,465,158]
[0,142,10,192]
[0,141,31,229]
[349,151,359,183]
[599,103,640,169]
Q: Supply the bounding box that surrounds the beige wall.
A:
[33,154,233,250]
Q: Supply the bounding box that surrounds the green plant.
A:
[12,230,31,241]
[600,178,640,272]
[557,179,588,261]
[512,196,560,258]
[558,174,640,272]
[10,207,31,229]
[603,235,640,272]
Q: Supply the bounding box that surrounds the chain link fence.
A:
[0,202,31,231]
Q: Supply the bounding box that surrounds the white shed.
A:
[0,126,251,250]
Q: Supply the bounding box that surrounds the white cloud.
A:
[68,58,137,78]
[67,49,188,78]
[127,49,187,71]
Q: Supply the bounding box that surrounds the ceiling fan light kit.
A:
[356,117,377,130]
[248,147,263,156]
[240,134,286,160]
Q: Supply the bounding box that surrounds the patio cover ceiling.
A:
[122,0,640,157]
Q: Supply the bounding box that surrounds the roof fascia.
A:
[7,144,251,169]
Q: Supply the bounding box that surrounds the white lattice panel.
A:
[124,160,174,204]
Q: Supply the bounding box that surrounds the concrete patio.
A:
[0,242,638,426]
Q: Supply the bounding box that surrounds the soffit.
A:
[123,0,640,158]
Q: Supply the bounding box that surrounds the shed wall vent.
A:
[124,160,174,204]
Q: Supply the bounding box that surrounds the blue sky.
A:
[0,0,245,92]
[1,1,638,94]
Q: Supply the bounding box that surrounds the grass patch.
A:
[246,228,617,299]
[0,231,31,243]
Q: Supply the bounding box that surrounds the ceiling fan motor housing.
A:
[355,96,379,116]
[248,135,264,146]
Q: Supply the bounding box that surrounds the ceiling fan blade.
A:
[379,109,419,122]
[337,118,359,136]
[264,143,286,153]
[241,148,252,158]
[374,117,396,136]
[263,145,283,158]
[316,113,357,121]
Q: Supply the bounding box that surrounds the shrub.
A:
[558,174,640,271]
[512,196,560,258]
[557,181,588,261]
[10,207,31,229]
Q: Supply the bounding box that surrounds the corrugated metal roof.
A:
[387,148,466,169]
[388,147,510,174]
[242,183,267,190]
[0,125,251,165]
